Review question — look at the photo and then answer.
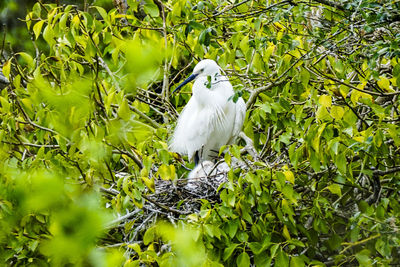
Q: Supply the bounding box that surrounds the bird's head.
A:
[192,59,221,78]
[173,59,222,93]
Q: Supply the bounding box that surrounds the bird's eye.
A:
[200,68,204,72]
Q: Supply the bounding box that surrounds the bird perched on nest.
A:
[169,59,246,165]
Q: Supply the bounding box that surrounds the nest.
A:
[100,160,234,251]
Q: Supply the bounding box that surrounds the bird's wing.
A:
[228,97,246,144]
[169,99,215,161]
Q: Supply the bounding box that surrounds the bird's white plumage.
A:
[169,59,246,162]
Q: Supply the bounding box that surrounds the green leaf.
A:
[326,234,342,251]
[255,254,271,267]
[240,35,250,54]
[118,99,131,121]
[188,20,205,30]
[300,68,310,88]
[236,252,250,267]
[275,249,289,267]
[355,250,372,266]
[226,219,238,238]
[143,226,156,245]
[264,43,275,63]
[248,242,263,255]
[310,150,320,172]
[205,75,212,89]
[199,29,211,46]
[290,256,305,267]
[94,6,108,20]
[270,244,279,258]
[223,243,238,261]
[316,106,331,121]
[282,225,291,240]
[143,0,159,17]
[157,164,176,180]
[335,152,346,174]
[375,238,390,257]
[333,59,344,74]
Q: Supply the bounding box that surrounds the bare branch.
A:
[373,166,400,176]
[311,0,346,11]
[107,209,141,228]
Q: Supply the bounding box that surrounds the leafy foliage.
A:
[1,0,400,266]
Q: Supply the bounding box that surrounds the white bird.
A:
[169,59,246,165]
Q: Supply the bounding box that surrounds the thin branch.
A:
[110,103,161,128]
[100,186,119,196]
[111,148,143,169]
[155,0,170,102]
[246,80,286,109]
[340,233,380,254]
[107,209,141,228]
[309,65,400,96]
[142,195,190,215]
[98,57,121,91]
[213,0,251,17]
[239,131,260,160]
[2,141,60,148]
[311,0,346,11]
[373,166,400,176]
[129,104,161,128]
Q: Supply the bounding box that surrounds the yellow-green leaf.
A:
[283,225,291,240]
[377,76,390,91]
[319,95,332,108]
[95,6,108,20]
[2,60,11,79]
[17,52,34,70]
[336,152,346,174]
[264,43,275,63]
[330,105,345,120]
[240,35,250,54]
[316,106,331,121]
[127,243,141,254]
[142,176,155,192]
[43,25,55,46]
[326,184,342,196]
[351,88,372,105]
[33,20,45,40]
[157,164,176,180]
[283,170,295,184]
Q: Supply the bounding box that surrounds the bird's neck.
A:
[192,73,227,106]
[196,73,223,88]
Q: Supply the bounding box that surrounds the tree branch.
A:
[373,166,400,176]
[311,0,345,11]
[107,209,141,228]
[142,195,190,215]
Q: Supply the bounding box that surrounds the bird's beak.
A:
[172,73,198,93]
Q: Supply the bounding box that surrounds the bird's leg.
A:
[210,148,223,163]
[194,151,200,166]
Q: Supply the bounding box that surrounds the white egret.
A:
[169,59,246,165]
